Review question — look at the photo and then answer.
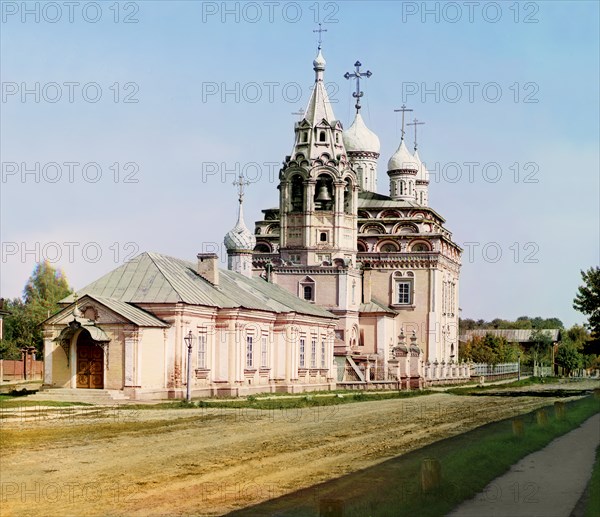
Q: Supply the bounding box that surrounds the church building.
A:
[40,44,465,400]
[250,47,463,387]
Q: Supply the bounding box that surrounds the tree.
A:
[1,261,72,357]
[555,341,583,376]
[529,329,554,374]
[573,266,600,354]
[459,334,519,365]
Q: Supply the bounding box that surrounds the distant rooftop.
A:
[461,329,561,343]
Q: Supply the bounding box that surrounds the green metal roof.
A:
[88,296,169,328]
[49,294,169,328]
[359,298,398,315]
[63,252,335,320]
[357,191,446,222]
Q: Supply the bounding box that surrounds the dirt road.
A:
[1,382,598,517]
[448,413,600,517]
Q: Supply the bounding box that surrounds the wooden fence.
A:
[0,359,44,382]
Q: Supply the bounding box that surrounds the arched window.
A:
[411,243,430,252]
[380,243,399,252]
[291,175,304,212]
[344,178,353,214]
[303,285,313,301]
[319,131,326,142]
[300,276,315,302]
[314,174,334,211]
[254,243,271,253]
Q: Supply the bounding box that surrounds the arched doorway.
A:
[76,330,104,389]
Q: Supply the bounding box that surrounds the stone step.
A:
[25,388,130,404]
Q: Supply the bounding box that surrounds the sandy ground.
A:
[1,380,599,517]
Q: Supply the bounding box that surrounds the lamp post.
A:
[517,349,521,381]
[184,330,193,402]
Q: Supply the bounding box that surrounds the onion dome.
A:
[387,139,419,172]
[413,149,430,182]
[313,48,326,71]
[343,113,381,155]
[224,202,256,252]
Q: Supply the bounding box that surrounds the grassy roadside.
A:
[229,395,600,517]
[586,444,600,517]
[0,395,92,408]
[446,376,554,395]
[125,389,436,411]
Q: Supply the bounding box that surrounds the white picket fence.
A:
[470,362,519,377]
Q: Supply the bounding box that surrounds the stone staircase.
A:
[24,388,130,405]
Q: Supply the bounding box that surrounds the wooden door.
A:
[76,338,104,389]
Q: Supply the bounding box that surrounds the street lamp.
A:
[184,330,194,402]
[517,349,521,382]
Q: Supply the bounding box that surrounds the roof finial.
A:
[233,173,250,205]
[313,22,327,50]
[72,292,82,319]
[407,118,425,151]
[292,107,305,119]
[394,105,413,141]
[344,61,372,112]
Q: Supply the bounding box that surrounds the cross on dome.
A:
[344,61,372,112]
[313,23,327,50]
[407,118,425,151]
[233,173,250,204]
[394,105,413,141]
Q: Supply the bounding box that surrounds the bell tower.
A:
[278,45,358,267]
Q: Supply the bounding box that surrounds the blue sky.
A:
[1,0,598,327]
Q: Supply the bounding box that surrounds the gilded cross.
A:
[407,118,425,151]
[394,105,413,141]
[344,61,372,112]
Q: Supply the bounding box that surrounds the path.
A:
[448,413,600,517]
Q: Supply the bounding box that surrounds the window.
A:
[290,254,301,264]
[381,243,398,252]
[299,338,305,368]
[261,335,268,368]
[300,277,315,301]
[319,131,326,142]
[197,333,206,369]
[246,336,253,368]
[321,339,326,368]
[254,243,271,253]
[311,338,317,368]
[302,131,308,143]
[397,281,411,305]
[291,175,304,212]
[303,285,313,301]
[320,232,327,242]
